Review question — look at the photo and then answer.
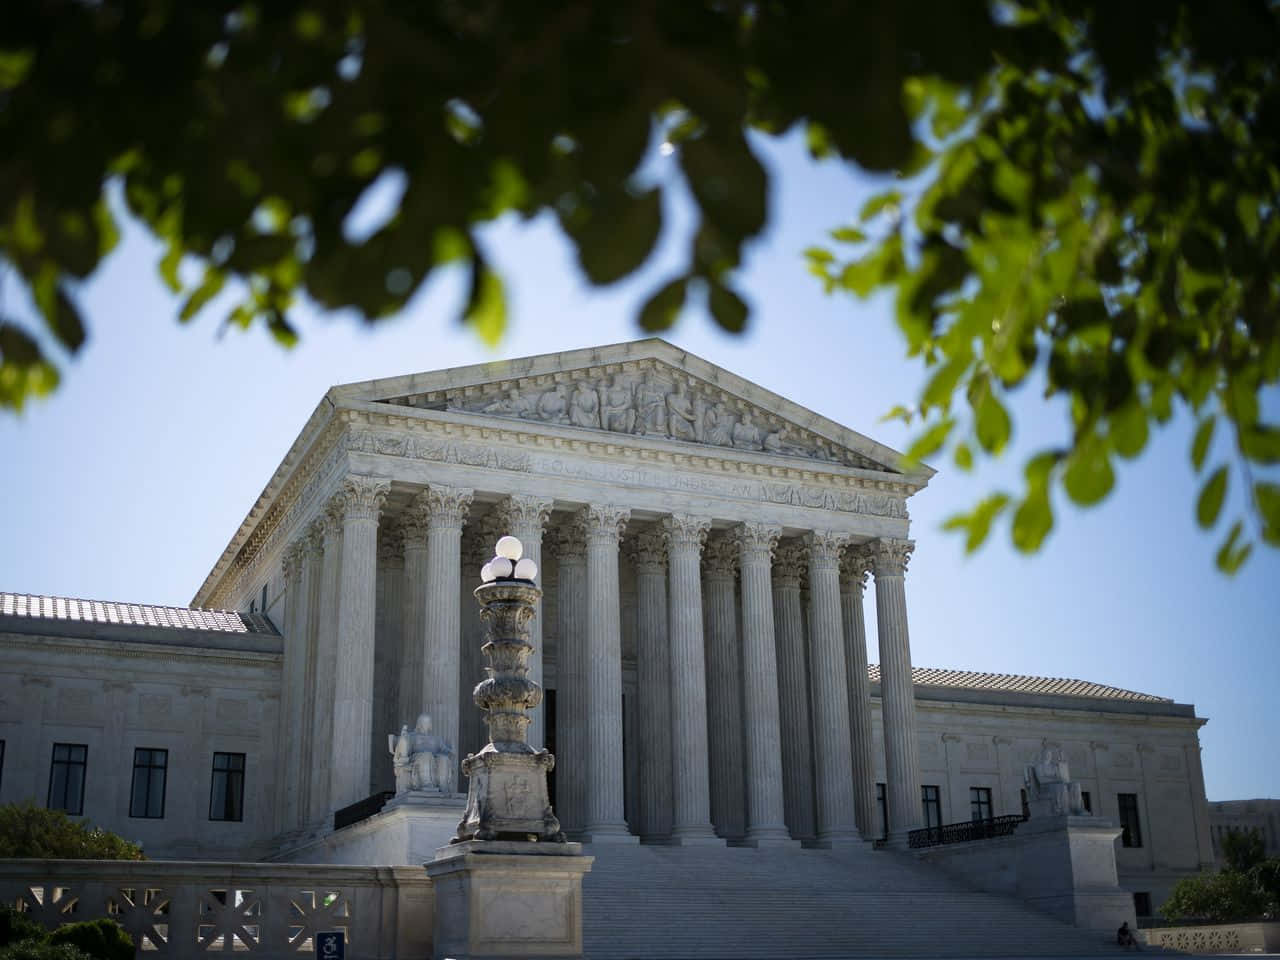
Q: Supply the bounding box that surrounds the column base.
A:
[883,829,918,850]
[742,825,799,848]
[581,823,639,844]
[815,830,867,850]
[669,826,723,846]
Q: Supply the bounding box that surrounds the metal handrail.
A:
[908,813,1027,849]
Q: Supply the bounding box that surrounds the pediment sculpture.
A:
[389,713,455,795]
[1023,746,1088,818]
[385,363,885,471]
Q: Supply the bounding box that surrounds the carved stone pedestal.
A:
[456,750,560,841]
[426,841,593,960]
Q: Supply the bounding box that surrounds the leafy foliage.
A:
[2,1,1277,568]
[0,907,45,950]
[0,804,144,861]
[47,922,133,960]
[0,906,129,960]
[810,1,1280,570]
[1161,829,1280,922]
[0,943,94,960]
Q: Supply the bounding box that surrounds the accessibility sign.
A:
[316,930,345,959]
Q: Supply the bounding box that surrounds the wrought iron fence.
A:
[907,814,1027,849]
[333,791,395,831]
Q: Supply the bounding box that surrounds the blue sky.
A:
[2,130,1276,802]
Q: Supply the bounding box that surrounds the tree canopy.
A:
[1161,828,1280,922]
[2,1,1278,567]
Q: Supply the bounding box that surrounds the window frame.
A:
[209,752,246,822]
[969,786,993,823]
[1081,790,1092,814]
[129,747,169,819]
[876,782,888,840]
[921,784,942,830]
[1118,792,1143,848]
[47,743,88,815]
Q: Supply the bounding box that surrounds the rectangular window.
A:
[0,739,5,793]
[1118,793,1143,847]
[129,748,168,819]
[921,785,942,830]
[970,786,993,822]
[1081,790,1092,813]
[209,752,245,822]
[876,782,888,840]
[1133,892,1152,917]
[260,582,268,613]
[1020,788,1030,819]
[48,743,87,815]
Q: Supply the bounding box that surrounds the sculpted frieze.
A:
[387,362,885,470]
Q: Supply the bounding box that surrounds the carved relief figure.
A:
[634,372,668,436]
[570,381,600,429]
[537,384,569,423]
[389,713,455,795]
[704,402,734,446]
[764,429,809,458]
[732,411,763,450]
[483,388,538,418]
[666,379,697,441]
[600,374,636,433]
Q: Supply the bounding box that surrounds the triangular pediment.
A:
[331,340,928,478]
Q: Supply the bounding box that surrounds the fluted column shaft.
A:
[773,540,815,842]
[806,531,859,844]
[418,484,473,793]
[278,540,306,834]
[664,514,717,843]
[497,495,553,749]
[874,538,922,841]
[329,474,390,812]
[582,504,633,840]
[298,523,324,828]
[308,503,343,825]
[373,528,404,795]
[631,532,672,841]
[399,515,430,726]
[703,536,745,840]
[734,522,790,844]
[840,548,878,840]
[555,526,589,836]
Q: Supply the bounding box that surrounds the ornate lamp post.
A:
[454,535,565,843]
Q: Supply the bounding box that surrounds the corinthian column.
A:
[298,521,324,828]
[773,540,815,842]
[580,503,634,842]
[629,531,671,841]
[495,495,554,749]
[418,483,473,793]
[873,537,922,843]
[663,514,717,844]
[806,531,859,845]
[840,546,878,840]
[308,500,343,825]
[554,523,588,837]
[329,474,391,812]
[398,508,430,726]
[372,525,404,795]
[703,535,745,841]
[733,522,790,845]
[277,540,306,834]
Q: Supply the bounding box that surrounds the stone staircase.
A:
[581,840,1124,958]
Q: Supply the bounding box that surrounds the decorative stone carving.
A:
[805,530,848,571]
[839,545,874,590]
[871,537,914,577]
[282,540,305,582]
[628,531,667,575]
[636,372,669,437]
[569,381,600,430]
[578,504,630,544]
[336,474,391,522]
[494,495,553,539]
[1024,747,1088,818]
[662,514,711,552]
[390,714,455,795]
[702,534,739,577]
[772,541,808,589]
[377,523,405,565]
[732,521,781,561]
[423,483,473,530]
[600,374,636,433]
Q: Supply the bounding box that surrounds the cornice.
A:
[0,632,283,670]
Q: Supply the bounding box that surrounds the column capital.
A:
[578,503,630,545]
[662,514,711,554]
[627,530,667,575]
[424,483,474,530]
[400,503,431,544]
[337,474,392,522]
[495,494,554,536]
[731,521,781,563]
[871,537,914,577]
[772,540,807,589]
[282,539,306,582]
[703,534,739,578]
[321,495,346,542]
[839,545,874,591]
[378,522,405,567]
[552,521,588,564]
[805,530,848,571]
[303,517,326,556]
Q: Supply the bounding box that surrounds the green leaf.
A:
[462,257,506,347]
[179,268,226,322]
[880,404,914,424]
[945,493,1011,553]
[1196,466,1228,529]
[953,442,973,471]
[1191,416,1215,472]
[637,276,688,332]
[1255,483,1280,546]
[972,379,1012,455]
[1215,520,1252,574]
[707,282,748,334]
[829,226,867,244]
[1062,436,1115,506]
[158,241,183,293]
[922,358,968,411]
[859,191,901,223]
[905,417,955,464]
[1109,403,1148,459]
[1239,424,1280,464]
[1011,485,1053,552]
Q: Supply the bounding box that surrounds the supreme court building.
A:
[0,340,1216,911]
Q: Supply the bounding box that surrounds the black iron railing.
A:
[333,791,395,831]
[908,813,1027,849]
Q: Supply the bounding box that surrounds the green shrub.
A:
[47,920,132,960]
[0,905,45,949]
[0,943,94,960]
[0,805,143,861]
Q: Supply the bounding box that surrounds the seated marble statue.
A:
[1023,746,1086,818]
[389,713,454,795]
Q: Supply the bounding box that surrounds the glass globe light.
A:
[491,556,514,579]
[514,557,538,580]
[480,561,496,583]
[495,535,523,560]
